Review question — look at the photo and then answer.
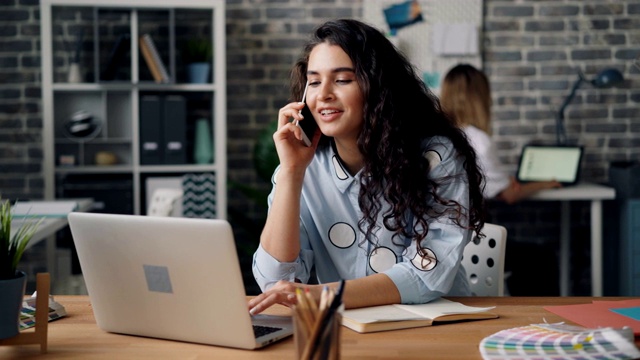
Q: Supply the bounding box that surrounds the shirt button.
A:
[288,267,295,273]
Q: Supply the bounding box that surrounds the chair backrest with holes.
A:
[461,223,507,296]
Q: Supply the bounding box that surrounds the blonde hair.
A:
[440,64,492,134]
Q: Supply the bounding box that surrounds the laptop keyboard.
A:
[253,325,282,338]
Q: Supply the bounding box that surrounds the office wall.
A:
[1,0,639,294]
[0,0,43,200]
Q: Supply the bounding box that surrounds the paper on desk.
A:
[545,299,640,335]
[12,201,78,218]
[612,307,640,321]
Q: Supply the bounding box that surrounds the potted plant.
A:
[0,199,41,339]
[182,37,213,84]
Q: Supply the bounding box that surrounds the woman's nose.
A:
[317,82,335,100]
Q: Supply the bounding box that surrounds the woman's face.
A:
[306,43,364,144]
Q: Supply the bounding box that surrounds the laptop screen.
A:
[516,145,583,185]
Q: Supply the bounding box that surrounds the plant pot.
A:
[0,271,27,339]
[186,62,210,84]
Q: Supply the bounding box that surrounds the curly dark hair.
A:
[289,19,486,252]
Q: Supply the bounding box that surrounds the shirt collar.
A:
[329,141,358,193]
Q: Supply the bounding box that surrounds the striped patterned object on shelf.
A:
[182,173,216,218]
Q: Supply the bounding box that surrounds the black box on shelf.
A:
[140,95,163,165]
[163,95,187,164]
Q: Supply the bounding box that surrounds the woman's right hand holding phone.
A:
[274,101,321,173]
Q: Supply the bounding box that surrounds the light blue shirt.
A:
[252,136,472,304]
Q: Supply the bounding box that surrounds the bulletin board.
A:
[363,0,483,94]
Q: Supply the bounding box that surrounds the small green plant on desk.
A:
[0,200,42,280]
[0,199,42,340]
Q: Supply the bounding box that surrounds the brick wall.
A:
[0,0,42,200]
[484,0,639,181]
[1,0,639,294]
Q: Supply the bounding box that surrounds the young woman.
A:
[248,19,486,315]
[440,64,561,204]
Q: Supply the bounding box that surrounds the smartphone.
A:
[295,81,318,146]
[297,105,318,147]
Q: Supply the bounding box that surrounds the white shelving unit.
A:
[40,0,226,218]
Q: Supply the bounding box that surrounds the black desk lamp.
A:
[556,68,624,145]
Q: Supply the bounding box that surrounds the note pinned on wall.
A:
[431,23,479,56]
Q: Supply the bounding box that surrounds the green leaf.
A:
[0,199,43,280]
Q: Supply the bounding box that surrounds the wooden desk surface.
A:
[2,296,638,359]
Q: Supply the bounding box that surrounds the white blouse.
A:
[462,125,511,199]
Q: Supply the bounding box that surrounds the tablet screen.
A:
[516,146,583,185]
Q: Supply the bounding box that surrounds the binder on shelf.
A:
[139,34,170,83]
[139,95,163,165]
[101,34,131,81]
[162,95,187,164]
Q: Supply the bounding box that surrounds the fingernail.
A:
[249,308,256,315]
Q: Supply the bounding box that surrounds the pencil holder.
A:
[293,311,341,360]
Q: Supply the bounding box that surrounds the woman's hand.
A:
[499,176,562,204]
[274,102,321,172]
[248,280,318,315]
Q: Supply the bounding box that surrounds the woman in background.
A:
[248,19,486,314]
[441,64,562,296]
[440,64,561,204]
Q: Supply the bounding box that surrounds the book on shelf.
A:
[101,33,131,81]
[341,298,498,333]
[139,33,170,83]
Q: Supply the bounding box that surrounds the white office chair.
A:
[461,223,508,296]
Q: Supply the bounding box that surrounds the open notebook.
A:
[67,212,293,350]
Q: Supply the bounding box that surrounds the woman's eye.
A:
[337,79,354,84]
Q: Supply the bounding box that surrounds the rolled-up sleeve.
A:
[252,166,315,291]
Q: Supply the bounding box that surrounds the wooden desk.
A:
[2,296,637,359]
[527,182,616,296]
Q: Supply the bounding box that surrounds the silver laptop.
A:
[67,212,293,350]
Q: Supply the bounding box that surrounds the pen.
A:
[295,287,314,335]
[301,280,345,360]
[305,288,318,321]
